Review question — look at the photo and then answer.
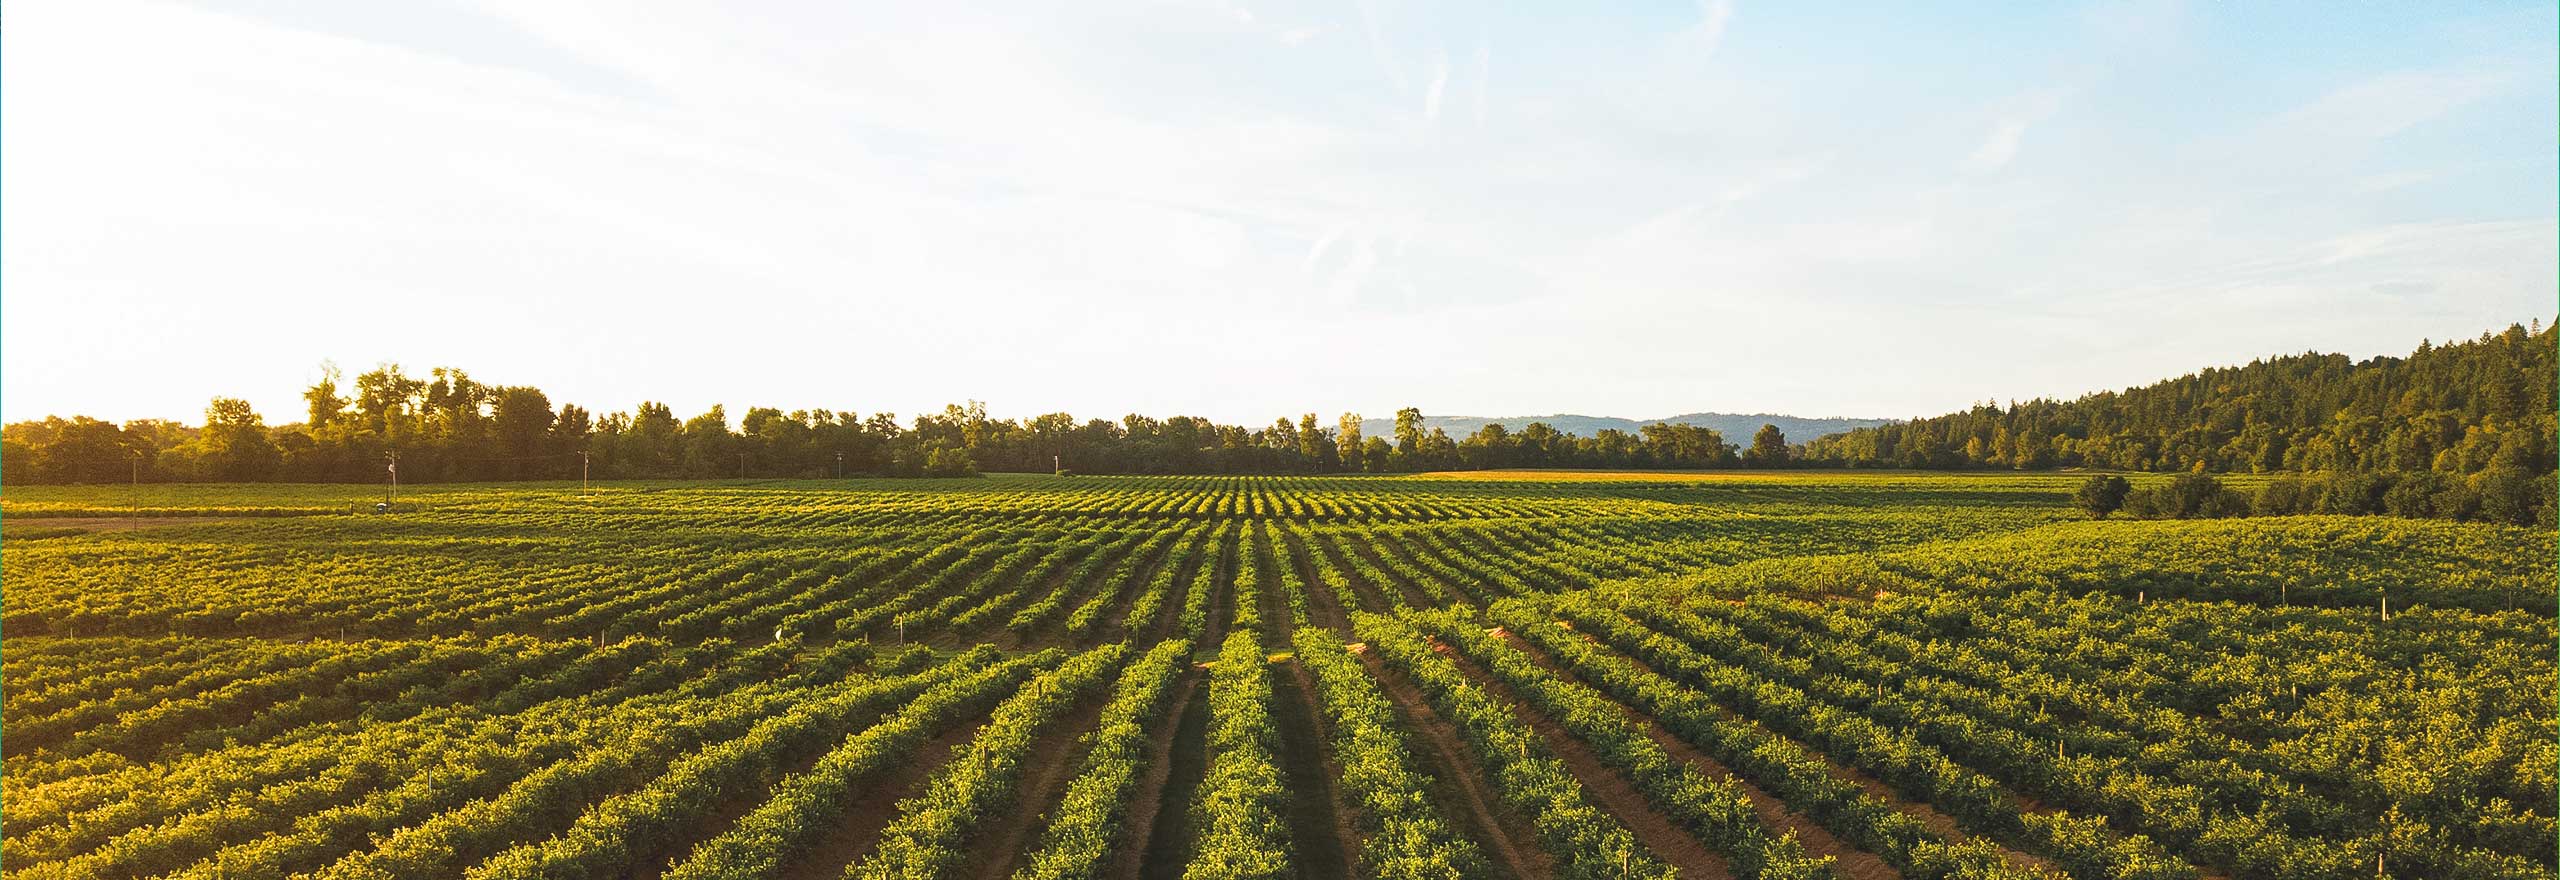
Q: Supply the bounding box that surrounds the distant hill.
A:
[1357,412,1894,443]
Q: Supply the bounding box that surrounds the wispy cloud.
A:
[1356,0,1410,92]
[1961,88,2070,174]
[1683,0,1734,57]
[1422,50,1449,123]
[1471,32,1490,126]
[2264,68,2509,142]
[1963,120,2030,173]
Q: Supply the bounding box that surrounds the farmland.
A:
[2,472,2550,880]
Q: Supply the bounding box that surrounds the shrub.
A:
[2253,477,2310,516]
[2074,475,2131,519]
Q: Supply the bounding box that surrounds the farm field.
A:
[2,472,2550,880]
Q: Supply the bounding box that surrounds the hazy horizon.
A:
[6,1,2553,427]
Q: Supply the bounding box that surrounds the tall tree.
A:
[303,361,347,430]
[1393,407,1424,455]
[1746,423,1790,467]
[490,387,556,478]
[198,398,279,481]
[1337,413,1365,473]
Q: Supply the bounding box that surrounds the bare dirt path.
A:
[1143,535,1216,644]
[620,704,939,880]
[1302,534,1402,614]
[967,692,1116,880]
[1495,628,1909,880]
[1122,668,1209,880]
[1341,541,1440,609]
[1354,648,1553,880]
[1272,526,1353,633]
[779,717,994,880]
[1428,636,1735,880]
[1271,655,1358,880]
[1250,522,1296,646]
[1084,529,1189,648]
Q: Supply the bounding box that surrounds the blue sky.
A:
[5,0,2552,426]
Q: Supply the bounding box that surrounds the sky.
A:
[5,0,2554,428]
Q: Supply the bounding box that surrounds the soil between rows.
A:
[1271,655,1359,879]
[966,688,1119,880]
[780,716,995,880]
[1424,634,1737,880]
[1126,667,1210,880]
[1493,626,1908,880]
[1354,646,1553,880]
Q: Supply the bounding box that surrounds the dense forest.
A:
[1806,321,2554,476]
[3,322,2549,488]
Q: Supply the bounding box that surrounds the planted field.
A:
[3,472,2549,880]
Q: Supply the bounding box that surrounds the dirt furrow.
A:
[1354,648,1553,880]
[1273,527,1353,633]
[1496,629,1908,880]
[968,692,1117,880]
[1428,636,1734,880]
[1272,656,1358,880]
[779,716,995,880]
[1122,668,1210,880]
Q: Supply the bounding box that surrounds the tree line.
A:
[0,366,1797,484]
[1802,321,2554,478]
[5,320,2545,486]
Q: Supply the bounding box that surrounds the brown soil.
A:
[1494,628,1905,880]
[968,692,1116,880]
[1304,534,1403,614]
[1272,528,1353,633]
[1354,648,1554,880]
[1144,538,1216,645]
[1254,527,1296,648]
[625,703,929,880]
[779,717,994,880]
[1200,531,1237,647]
[978,548,1090,650]
[1427,636,1736,880]
[1341,541,1441,609]
[1594,624,2077,877]
[1084,531,1189,647]
[1271,656,1359,880]
[1121,667,1210,880]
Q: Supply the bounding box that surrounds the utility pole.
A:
[385,451,400,504]
[577,450,591,497]
[835,451,844,480]
[130,450,142,530]
[738,452,748,479]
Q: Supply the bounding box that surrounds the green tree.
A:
[303,361,348,430]
[923,441,978,477]
[198,397,279,481]
[1336,414,1364,472]
[490,387,555,478]
[1296,413,1332,471]
[1392,408,1424,457]
[680,405,735,478]
[1746,423,1790,467]
[1360,437,1391,473]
